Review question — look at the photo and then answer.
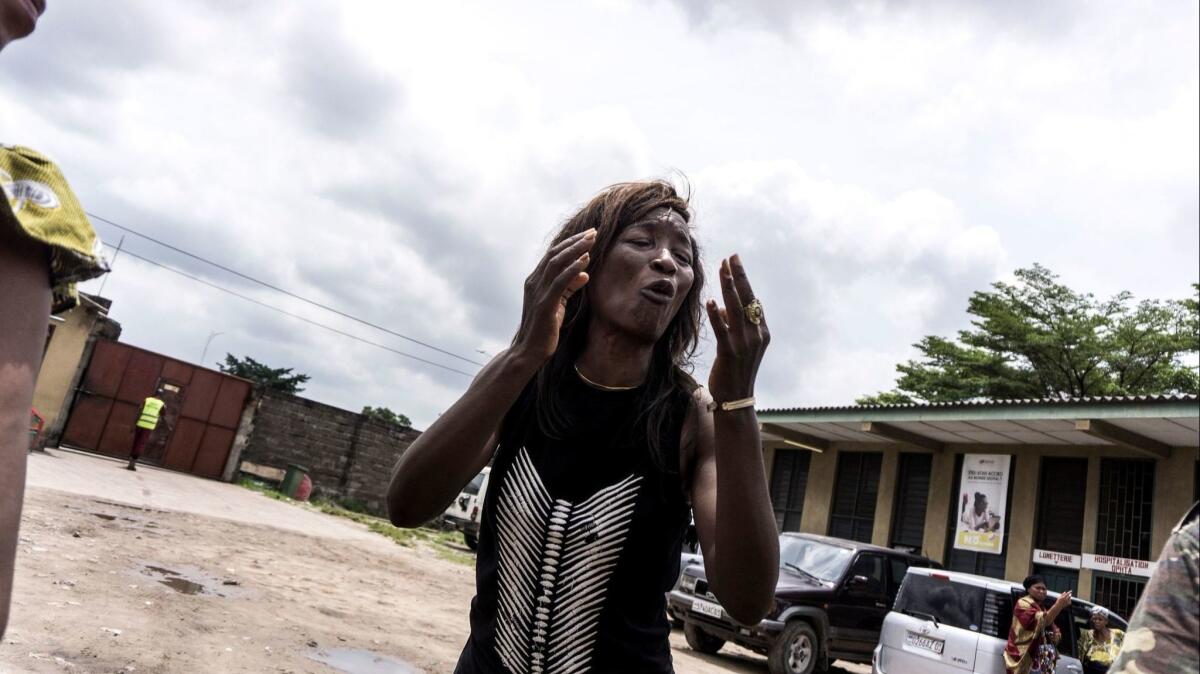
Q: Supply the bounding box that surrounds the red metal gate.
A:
[60,340,252,479]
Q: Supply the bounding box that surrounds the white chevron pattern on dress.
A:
[493,447,642,674]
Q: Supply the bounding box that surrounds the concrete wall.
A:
[1077,457,1102,600]
[1004,452,1042,583]
[923,449,956,564]
[766,441,1200,593]
[798,446,838,534]
[33,297,120,443]
[871,447,900,548]
[1152,447,1198,557]
[239,392,419,515]
[33,312,91,422]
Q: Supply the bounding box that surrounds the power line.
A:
[99,242,477,378]
[86,211,486,367]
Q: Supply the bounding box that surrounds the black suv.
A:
[668,532,938,674]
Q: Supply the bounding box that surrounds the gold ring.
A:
[744,298,763,325]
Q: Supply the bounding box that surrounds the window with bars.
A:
[1036,457,1088,553]
[828,451,882,544]
[890,453,932,553]
[769,449,812,532]
[1092,573,1145,622]
[1095,459,1155,561]
[945,453,1014,579]
[1028,458,1087,603]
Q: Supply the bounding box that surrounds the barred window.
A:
[828,452,882,543]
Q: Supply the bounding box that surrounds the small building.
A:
[32,294,256,480]
[33,293,121,444]
[758,394,1199,620]
[31,295,421,501]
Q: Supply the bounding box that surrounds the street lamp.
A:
[200,331,224,367]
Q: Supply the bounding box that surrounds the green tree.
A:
[858,266,1199,404]
[218,354,310,394]
[361,406,412,428]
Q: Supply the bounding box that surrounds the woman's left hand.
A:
[705,254,770,404]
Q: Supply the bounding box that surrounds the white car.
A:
[873,566,1127,674]
[441,467,491,550]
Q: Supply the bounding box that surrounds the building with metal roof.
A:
[757,394,1199,619]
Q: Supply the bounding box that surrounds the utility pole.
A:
[97,234,124,296]
[200,331,224,367]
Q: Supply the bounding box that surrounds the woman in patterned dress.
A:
[1079,606,1124,674]
[1004,575,1072,674]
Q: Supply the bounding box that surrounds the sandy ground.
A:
[0,449,867,674]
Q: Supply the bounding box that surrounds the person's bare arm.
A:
[1044,591,1072,624]
[0,223,51,638]
[386,229,595,527]
[684,255,778,625]
[386,352,533,526]
[685,389,779,625]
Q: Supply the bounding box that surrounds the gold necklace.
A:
[574,363,639,391]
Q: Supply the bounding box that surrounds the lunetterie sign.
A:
[1033,549,1081,569]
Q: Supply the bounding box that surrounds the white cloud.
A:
[1,0,1194,425]
[688,161,1005,405]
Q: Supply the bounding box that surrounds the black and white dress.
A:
[453,373,692,674]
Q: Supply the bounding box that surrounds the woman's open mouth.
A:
[639,280,676,305]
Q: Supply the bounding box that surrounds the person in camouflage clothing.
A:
[1108,501,1199,674]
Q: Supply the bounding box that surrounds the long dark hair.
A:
[525,179,706,471]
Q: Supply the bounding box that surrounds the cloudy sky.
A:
[3,0,1196,427]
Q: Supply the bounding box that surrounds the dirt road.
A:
[1,450,867,673]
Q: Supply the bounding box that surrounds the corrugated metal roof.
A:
[760,394,1199,449]
[761,393,1199,415]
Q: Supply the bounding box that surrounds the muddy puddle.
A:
[136,562,247,598]
[93,499,168,513]
[89,512,145,524]
[76,501,154,525]
[308,648,421,674]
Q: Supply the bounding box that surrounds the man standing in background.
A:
[128,391,166,471]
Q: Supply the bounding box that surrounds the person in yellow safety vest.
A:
[127,392,165,471]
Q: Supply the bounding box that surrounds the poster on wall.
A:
[954,454,1011,555]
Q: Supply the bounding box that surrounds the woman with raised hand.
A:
[387,179,779,673]
[1004,576,1071,674]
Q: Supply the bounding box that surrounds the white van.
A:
[441,467,491,550]
[873,567,1127,674]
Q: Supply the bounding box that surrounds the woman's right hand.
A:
[512,228,595,364]
[1054,590,1073,608]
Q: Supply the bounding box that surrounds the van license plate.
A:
[691,599,723,619]
[905,632,945,655]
